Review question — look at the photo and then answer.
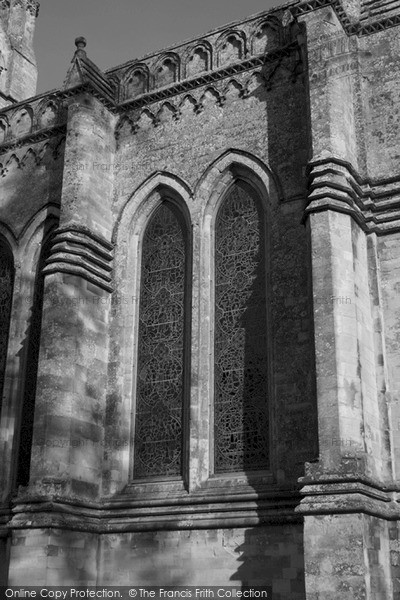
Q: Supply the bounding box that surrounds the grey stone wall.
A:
[1,0,400,595]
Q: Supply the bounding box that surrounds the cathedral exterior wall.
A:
[99,526,305,598]
[7,525,305,599]
[378,232,400,482]
[360,27,400,180]
[1,0,400,596]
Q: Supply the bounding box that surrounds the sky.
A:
[35,0,289,94]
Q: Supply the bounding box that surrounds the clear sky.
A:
[35,0,289,93]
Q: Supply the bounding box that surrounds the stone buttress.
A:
[0,0,400,597]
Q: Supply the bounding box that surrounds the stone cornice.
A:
[5,489,303,533]
[303,156,400,235]
[0,42,299,141]
[298,481,399,520]
[6,510,302,534]
[3,476,400,532]
[0,124,66,156]
[117,43,299,112]
[43,226,114,292]
[105,4,294,82]
[293,0,400,35]
[358,12,400,34]
[297,493,398,519]
[293,0,358,32]
[297,463,400,519]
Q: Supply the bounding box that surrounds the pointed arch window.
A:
[16,236,51,487]
[0,241,14,415]
[214,182,270,473]
[133,202,190,479]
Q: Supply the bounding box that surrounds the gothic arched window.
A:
[0,241,14,415]
[214,182,270,473]
[134,202,190,479]
[17,237,51,487]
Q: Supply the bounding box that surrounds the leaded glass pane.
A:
[0,243,14,412]
[134,203,187,478]
[214,183,269,472]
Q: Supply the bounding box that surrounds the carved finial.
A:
[75,36,86,50]
[74,36,87,58]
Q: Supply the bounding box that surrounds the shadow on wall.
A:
[6,21,318,587]
[98,70,314,588]
[220,186,307,600]
[95,180,310,591]
[16,227,55,489]
[224,190,308,596]
[0,536,10,585]
[228,22,316,599]
[0,133,64,509]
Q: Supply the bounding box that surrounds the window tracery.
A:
[214,183,269,473]
[134,202,189,479]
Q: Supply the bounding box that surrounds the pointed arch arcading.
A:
[122,63,149,100]
[196,149,281,215]
[114,171,193,246]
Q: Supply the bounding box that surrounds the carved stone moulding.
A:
[215,29,247,68]
[121,64,149,101]
[293,0,400,36]
[0,92,66,148]
[304,156,400,235]
[7,0,39,15]
[109,9,301,101]
[8,487,303,533]
[152,52,180,89]
[44,227,114,292]
[26,0,39,17]
[118,43,298,112]
[184,41,213,79]
[251,17,283,55]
